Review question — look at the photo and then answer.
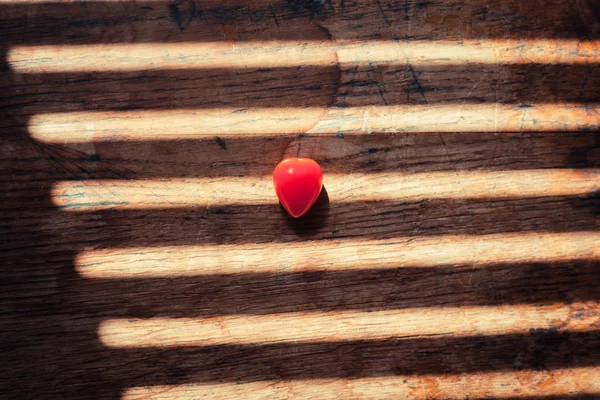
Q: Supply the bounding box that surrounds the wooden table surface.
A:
[2,0,600,399]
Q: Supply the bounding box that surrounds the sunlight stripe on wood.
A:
[9,40,599,73]
[122,367,600,399]
[75,231,600,278]
[28,104,600,142]
[51,169,599,211]
[99,302,597,347]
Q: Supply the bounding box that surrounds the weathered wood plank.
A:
[2,63,599,116]
[70,232,600,278]
[2,0,600,399]
[3,330,600,387]
[33,261,600,318]
[2,194,595,248]
[2,132,597,180]
[122,369,600,400]
[8,40,599,73]
[45,170,599,209]
[2,0,599,45]
[23,105,600,143]
[98,303,598,347]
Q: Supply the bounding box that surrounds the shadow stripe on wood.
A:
[3,0,599,45]
[3,64,599,116]
[26,261,593,318]
[5,132,595,180]
[7,195,594,250]
[5,330,599,390]
[2,0,599,46]
[33,331,600,385]
[2,259,598,317]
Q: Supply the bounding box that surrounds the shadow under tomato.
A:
[280,185,330,236]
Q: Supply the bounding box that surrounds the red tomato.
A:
[273,158,323,218]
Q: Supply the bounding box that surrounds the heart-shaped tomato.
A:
[273,158,323,218]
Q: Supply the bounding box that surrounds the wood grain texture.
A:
[121,370,600,400]
[1,0,599,399]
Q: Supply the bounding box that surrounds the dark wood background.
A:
[1,0,599,398]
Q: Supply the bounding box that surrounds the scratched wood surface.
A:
[1,0,600,399]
